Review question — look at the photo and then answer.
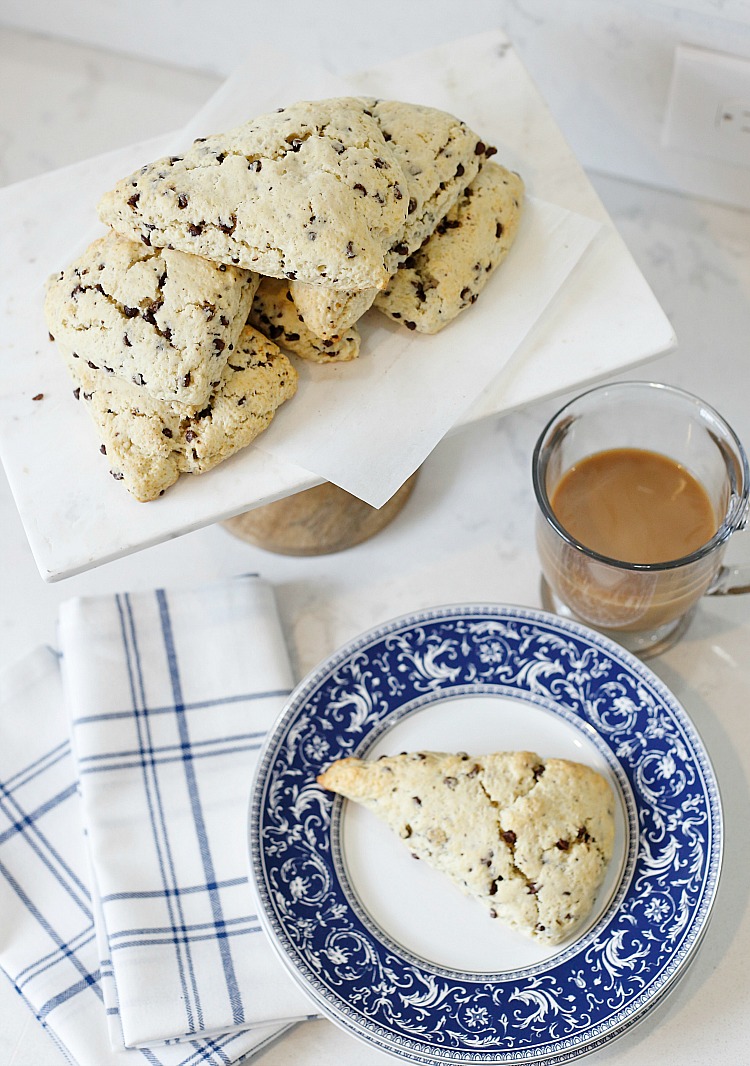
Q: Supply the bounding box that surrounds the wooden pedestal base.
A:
[221,471,420,556]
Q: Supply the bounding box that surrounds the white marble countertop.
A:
[1,21,749,1066]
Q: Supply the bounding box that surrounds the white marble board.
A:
[0,30,675,581]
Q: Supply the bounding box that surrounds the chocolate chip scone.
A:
[286,100,492,340]
[59,325,297,501]
[375,163,525,333]
[287,280,376,342]
[317,750,615,945]
[249,277,360,364]
[44,230,258,410]
[97,98,412,292]
[372,98,489,273]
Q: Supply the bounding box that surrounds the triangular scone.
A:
[98,98,411,292]
[375,163,525,333]
[317,750,615,945]
[44,230,258,411]
[288,279,377,341]
[372,98,490,273]
[249,277,360,363]
[97,98,488,294]
[58,325,297,501]
[286,100,494,340]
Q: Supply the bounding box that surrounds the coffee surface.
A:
[550,448,717,564]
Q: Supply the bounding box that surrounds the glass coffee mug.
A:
[532,381,750,657]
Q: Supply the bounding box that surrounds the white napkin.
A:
[55,574,316,1049]
[0,644,297,1066]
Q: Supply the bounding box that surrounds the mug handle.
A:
[707,563,750,596]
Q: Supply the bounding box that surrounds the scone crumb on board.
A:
[317,750,615,945]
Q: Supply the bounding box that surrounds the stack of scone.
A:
[45,97,524,501]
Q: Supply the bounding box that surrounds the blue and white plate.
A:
[249,605,722,1063]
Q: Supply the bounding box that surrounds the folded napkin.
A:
[0,579,317,1061]
[56,575,316,1049]
[0,644,295,1065]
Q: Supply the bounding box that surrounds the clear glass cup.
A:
[532,381,750,658]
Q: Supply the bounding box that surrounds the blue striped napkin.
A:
[0,644,295,1066]
[0,575,318,1064]
[56,575,316,1050]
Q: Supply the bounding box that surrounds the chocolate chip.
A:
[32,393,43,401]
[99,444,106,454]
[502,830,517,846]
[532,763,545,781]
[353,183,367,196]
[183,372,192,387]
[393,184,403,200]
[345,241,356,259]
[404,320,417,331]
[496,221,504,238]
[48,332,55,342]
[412,796,422,806]
[87,361,98,370]
[110,471,124,480]
[402,824,412,839]
[187,222,204,236]
[73,387,81,400]
[162,427,173,438]
[127,192,140,209]
[219,214,236,234]
[132,373,146,386]
[213,338,225,353]
[124,306,139,318]
[475,141,486,155]
[285,271,297,280]
[455,163,465,177]
[485,145,498,157]
[393,243,408,257]
[408,197,417,214]
[185,429,196,442]
[140,233,151,247]
[555,839,570,851]
[285,332,300,342]
[248,159,262,172]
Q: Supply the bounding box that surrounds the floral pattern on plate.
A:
[249,605,722,1064]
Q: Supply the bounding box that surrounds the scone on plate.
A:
[59,325,297,501]
[375,163,525,333]
[44,230,258,411]
[317,749,615,946]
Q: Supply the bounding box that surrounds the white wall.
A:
[4,0,750,208]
